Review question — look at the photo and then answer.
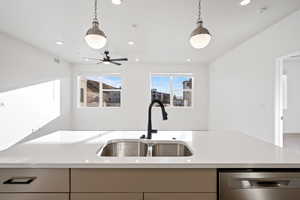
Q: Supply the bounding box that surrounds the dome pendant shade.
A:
[190,22,211,49]
[85,20,107,49]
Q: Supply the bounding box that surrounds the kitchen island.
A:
[0,131,300,200]
[0,130,299,168]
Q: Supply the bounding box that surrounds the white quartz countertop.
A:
[0,130,300,168]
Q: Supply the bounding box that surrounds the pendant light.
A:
[85,0,107,49]
[190,0,211,49]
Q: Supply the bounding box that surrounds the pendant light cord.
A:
[197,0,203,24]
[94,0,98,21]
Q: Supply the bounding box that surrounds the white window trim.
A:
[150,73,194,108]
[76,73,123,109]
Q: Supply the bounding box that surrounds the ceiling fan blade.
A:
[110,58,128,62]
[82,57,103,61]
[109,61,122,66]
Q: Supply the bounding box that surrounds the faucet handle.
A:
[140,135,146,139]
[151,129,158,134]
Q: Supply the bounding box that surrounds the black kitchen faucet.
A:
[141,100,168,140]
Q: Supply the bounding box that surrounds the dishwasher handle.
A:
[248,180,290,188]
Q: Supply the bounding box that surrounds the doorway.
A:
[275,51,300,149]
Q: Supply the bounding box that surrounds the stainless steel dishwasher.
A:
[219,169,300,200]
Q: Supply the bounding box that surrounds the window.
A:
[151,74,193,107]
[79,75,122,107]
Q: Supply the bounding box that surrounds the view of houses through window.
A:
[79,76,121,107]
[151,75,193,107]
[78,74,193,108]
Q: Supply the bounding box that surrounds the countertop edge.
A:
[1,163,300,169]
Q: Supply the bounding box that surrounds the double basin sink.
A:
[98,139,193,157]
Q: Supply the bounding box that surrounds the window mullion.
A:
[99,79,103,107]
[84,79,87,107]
[170,76,173,107]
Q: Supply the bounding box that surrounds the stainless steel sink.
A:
[151,142,193,157]
[99,139,148,157]
[97,139,193,157]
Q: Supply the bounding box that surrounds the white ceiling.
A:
[0,0,300,65]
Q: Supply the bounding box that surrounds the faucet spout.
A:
[146,100,168,140]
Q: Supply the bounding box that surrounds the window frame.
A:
[150,73,194,108]
[77,73,123,109]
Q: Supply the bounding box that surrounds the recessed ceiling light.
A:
[55,41,64,45]
[84,58,89,61]
[240,0,251,6]
[112,0,122,5]
[135,58,140,62]
[128,41,135,45]
[187,58,192,62]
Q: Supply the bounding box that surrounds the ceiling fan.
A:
[84,51,128,66]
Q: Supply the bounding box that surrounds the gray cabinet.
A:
[0,169,69,200]
[71,169,216,193]
[71,193,143,200]
[0,193,68,200]
[144,193,216,200]
[0,169,69,193]
[70,169,217,200]
[0,168,217,200]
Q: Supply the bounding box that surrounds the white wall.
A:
[72,63,209,131]
[283,59,300,134]
[209,9,300,144]
[0,32,72,144]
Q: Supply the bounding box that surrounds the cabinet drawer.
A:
[71,169,216,192]
[0,169,69,192]
[71,193,143,200]
[144,193,216,200]
[0,193,68,200]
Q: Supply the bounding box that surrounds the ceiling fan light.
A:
[85,21,107,49]
[190,23,211,49]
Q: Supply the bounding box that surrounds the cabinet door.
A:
[0,193,68,200]
[71,193,143,200]
[0,169,69,193]
[144,193,216,200]
[71,169,216,192]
